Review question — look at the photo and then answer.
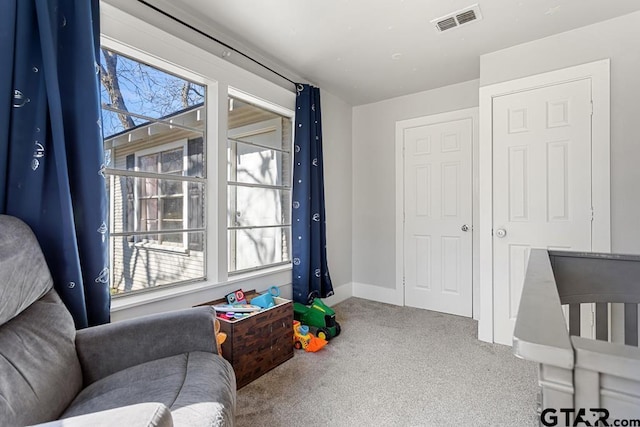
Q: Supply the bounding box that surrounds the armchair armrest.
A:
[31,403,173,427]
[76,306,217,385]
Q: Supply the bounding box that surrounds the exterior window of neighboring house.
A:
[136,143,188,247]
[101,47,206,295]
[227,95,293,273]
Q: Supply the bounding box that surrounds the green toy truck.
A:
[293,298,341,341]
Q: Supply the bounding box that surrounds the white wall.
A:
[351,80,479,304]
[320,90,354,303]
[480,10,640,254]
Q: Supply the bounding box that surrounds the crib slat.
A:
[624,303,638,346]
[595,303,608,341]
[569,304,581,336]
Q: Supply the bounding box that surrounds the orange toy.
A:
[214,318,227,356]
[293,320,327,352]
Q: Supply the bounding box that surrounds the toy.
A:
[293,298,341,341]
[217,311,253,320]
[250,286,280,308]
[213,318,227,355]
[292,320,327,352]
[213,304,262,313]
[225,289,247,304]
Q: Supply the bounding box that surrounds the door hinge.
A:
[590,100,594,116]
[591,207,595,222]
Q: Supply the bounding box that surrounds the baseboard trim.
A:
[323,282,353,306]
[281,281,405,308]
[352,282,404,306]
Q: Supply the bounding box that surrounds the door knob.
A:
[495,228,507,238]
[461,224,470,232]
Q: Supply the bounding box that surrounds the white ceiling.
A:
[145,0,640,106]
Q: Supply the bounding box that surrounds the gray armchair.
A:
[0,215,236,426]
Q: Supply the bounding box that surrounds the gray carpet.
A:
[237,298,539,426]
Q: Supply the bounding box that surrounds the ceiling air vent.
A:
[436,17,457,32]
[431,4,483,32]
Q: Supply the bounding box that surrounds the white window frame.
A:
[134,139,189,250]
[227,116,292,274]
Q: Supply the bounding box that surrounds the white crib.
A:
[513,249,640,426]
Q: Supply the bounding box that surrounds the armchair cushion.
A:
[75,306,218,385]
[62,352,235,427]
[0,215,53,326]
[0,290,82,426]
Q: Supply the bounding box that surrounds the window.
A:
[101,47,206,295]
[100,6,296,300]
[227,95,293,273]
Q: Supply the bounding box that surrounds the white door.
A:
[492,79,593,345]
[403,117,473,317]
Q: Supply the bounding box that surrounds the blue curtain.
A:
[0,0,109,328]
[291,84,334,304]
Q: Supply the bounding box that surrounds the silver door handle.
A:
[461,224,470,232]
[495,228,507,238]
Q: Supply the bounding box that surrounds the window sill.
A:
[226,262,292,284]
[110,263,292,314]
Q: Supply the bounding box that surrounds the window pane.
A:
[160,227,183,244]
[228,227,290,272]
[105,118,204,175]
[100,48,205,138]
[112,177,203,234]
[228,96,289,151]
[110,232,205,295]
[161,179,183,197]
[139,154,158,172]
[140,178,158,198]
[162,197,183,220]
[227,93,292,274]
[228,186,290,227]
[161,148,183,175]
[228,140,290,187]
[101,47,207,295]
[140,199,158,224]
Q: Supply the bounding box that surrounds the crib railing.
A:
[513,249,640,425]
[550,251,640,346]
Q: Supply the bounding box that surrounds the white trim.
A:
[111,264,292,321]
[395,108,479,314]
[352,282,403,306]
[322,282,354,306]
[478,59,611,343]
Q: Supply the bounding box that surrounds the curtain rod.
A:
[136,0,298,88]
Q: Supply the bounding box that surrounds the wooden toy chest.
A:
[202,293,293,388]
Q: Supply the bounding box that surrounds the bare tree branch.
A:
[100,48,135,129]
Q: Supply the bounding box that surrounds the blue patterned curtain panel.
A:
[0,0,109,328]
[291,84,334,304]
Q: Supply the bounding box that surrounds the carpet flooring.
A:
[236,297,539,426]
